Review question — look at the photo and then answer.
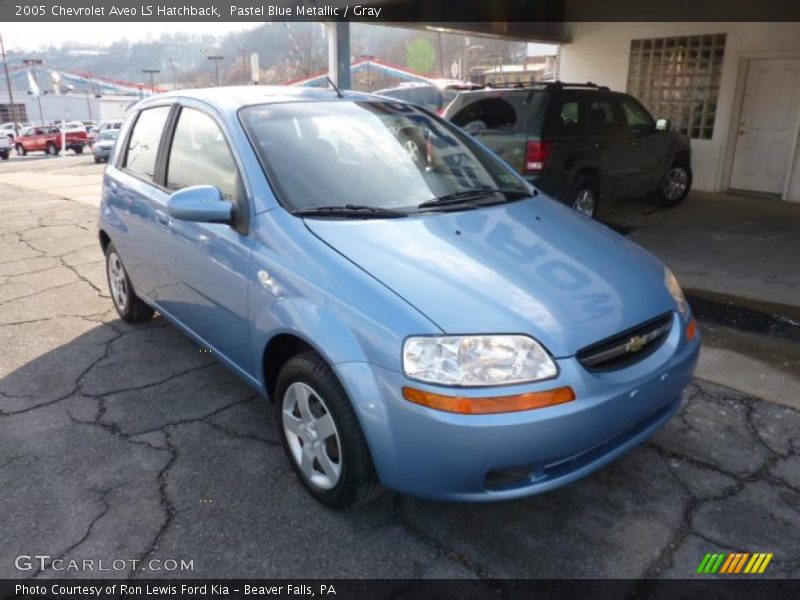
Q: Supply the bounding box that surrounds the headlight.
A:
[403,335,557,386]
[665,268,690,320]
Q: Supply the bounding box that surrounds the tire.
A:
[74,146,84,155]
[275,351,382,509]
[46,142,59,156]
[16,144,26,156]
[94,156,101,163]
[0,151,8,160]
[568,175,600,219]
[104,243,155,323]
[658,163,692,207]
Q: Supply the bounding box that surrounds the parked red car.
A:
[15,125,88,156]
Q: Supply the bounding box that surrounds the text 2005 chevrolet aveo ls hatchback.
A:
[99,87,699,508]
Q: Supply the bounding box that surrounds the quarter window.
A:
[557,99,581,134]
[124,106,170,182]
[166,108,239,201]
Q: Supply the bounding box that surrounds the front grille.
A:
[577,313,673,371]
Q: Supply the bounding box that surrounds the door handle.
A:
[154,209,170,227]
[593,142,605,149]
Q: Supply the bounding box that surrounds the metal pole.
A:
[24,58,45,124]
[85,72,93,121]
[142,69,160,94]
[207,56,223,86]
[0,32,19,137]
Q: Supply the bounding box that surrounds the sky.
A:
[2,23,263,52]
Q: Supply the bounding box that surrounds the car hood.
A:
[304,197,676,357]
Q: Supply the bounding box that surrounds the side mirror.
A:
[167,185,233,225]
[656,118,671,132]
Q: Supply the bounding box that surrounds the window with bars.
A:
[627,33,725,140]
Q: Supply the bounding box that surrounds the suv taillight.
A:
[524,140,554,173]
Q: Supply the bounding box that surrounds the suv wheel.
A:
[275,351,382,509]
[569,176,600,218]
[105,243,155,323]
[16,144,26,156]
[46,142,59,156]
[0,151,8,160]
[659,163,692,206]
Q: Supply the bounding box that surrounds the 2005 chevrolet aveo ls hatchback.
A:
[99,86,699,508]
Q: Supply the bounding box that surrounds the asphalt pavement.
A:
[0,159,798,582]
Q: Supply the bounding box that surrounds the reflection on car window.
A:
[125,106,170,182]
[166,108,239,201]
[240,101,528,212]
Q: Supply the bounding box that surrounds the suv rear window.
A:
[449,92,544,134]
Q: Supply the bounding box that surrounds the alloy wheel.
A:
[106,251,129,312]
[282,382,342,490]
[662,167,688,201]
[573,188,596,217]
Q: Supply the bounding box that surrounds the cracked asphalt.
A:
[1,177,799,581]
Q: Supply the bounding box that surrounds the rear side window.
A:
[124,106,170,182]
[450,92,546,135]
[166,108,239,201]
[404,86,443,111]
[587,99,623,135]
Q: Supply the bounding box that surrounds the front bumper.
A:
[337,312,699,501]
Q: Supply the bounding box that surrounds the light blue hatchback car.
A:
[98,86,700,508]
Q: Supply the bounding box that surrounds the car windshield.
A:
[98,130,118,141]
[240,100,529,213]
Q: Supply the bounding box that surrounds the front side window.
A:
[124,106,170,182]
[166,108,239,201]
[621,97,655,133]
[240,101,528,213]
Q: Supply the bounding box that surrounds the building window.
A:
[0,103,28,123]
[627,33,726,140]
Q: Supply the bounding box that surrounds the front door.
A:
[155,105,254,375]
[730,58,800,194]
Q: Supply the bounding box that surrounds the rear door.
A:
[105,104,173,299]
[447,91,546,174]
[583,93,630,199]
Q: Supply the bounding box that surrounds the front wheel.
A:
[105,243,154,323]
[16,144,26,156]
[275,352,382,509]
[659,163,692,206]
[0,151,8,160]
[46,142,59,156]
[74,146,84,155]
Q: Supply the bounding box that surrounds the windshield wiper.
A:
[292,204,407,219]
[417,187,532,210]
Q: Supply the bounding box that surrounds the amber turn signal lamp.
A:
[401,386,576,415]
[686,317,697,341]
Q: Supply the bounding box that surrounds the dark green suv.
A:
[442,82,692,218]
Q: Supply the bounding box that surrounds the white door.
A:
[730,58,800,194]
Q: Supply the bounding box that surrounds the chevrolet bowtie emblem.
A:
[625,335,648,353]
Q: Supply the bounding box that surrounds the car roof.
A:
[131,85,379,113]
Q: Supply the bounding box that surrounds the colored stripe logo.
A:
[697,552,773,574]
